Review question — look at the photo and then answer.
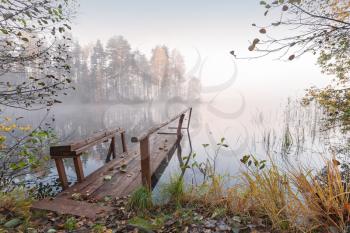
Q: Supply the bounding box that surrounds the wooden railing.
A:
[131,107,192,190]
[50,128,127,190]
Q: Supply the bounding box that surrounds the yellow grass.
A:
[180,158,350,232]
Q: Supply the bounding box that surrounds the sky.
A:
[71,0,329,110]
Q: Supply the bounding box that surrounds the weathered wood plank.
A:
[131,107,191,142]
[140,137,151,189]
[58,152,129,198]
[73,156,84,183]
[78,152,140,198]
[54,158,68,190]
[52,134,116,158]
[91,134,178,199]
[35,108,192,219]
[31,198,113,219]
[118,135,179,196]
[50,128,123,157]
[69,129,121,150]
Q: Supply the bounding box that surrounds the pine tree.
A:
[150,46,169,100]
[90,40,106,102]
[133,51,151,101]
[168,49,186,100]
[105,36,132,101]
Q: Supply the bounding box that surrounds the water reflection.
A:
[3,98,346,192]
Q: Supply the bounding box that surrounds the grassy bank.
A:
[2,154,349,232]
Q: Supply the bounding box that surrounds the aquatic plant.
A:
[173,135,350,232]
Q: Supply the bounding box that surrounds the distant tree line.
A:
[68,36,201,103]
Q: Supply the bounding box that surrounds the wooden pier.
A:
[32,107,192,219]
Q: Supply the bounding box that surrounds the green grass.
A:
[161,176,185,207]
[128,216,163,232]
[92,223,105,233]
[128,186,153,212]
[64,217,77,231]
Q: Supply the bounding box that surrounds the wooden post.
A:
[140,136,151,190]
[121,132,127,153]
[111,136,116,159]
[187,108,192,130]
[54,158,69,190]
[105,136,116,162]
[73,156,84,183]
[177,114,185,140]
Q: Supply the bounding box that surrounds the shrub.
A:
[0,117,57,191]
[0,188,32,219]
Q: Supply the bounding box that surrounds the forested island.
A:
[69,37,201,103]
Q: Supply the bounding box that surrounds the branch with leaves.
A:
[0,0,75,110]
[238,0,350,131]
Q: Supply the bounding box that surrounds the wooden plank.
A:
[131,107,191,142]
[57,152,130,198]
[50,130,114,153]
[34,134,180,218]
[149,135,179,188]
[91,157,141,200]
[50,128,124,157]
[54,158,68,190]
[140,137,151,189]
[31,198,113,219]
[168,127,188,129]
[92,134,178,198]
[157,132,177,135]
[73,134,115,156]
[119,136,178,196]
[52,134,116,158]
[69,129,121,150]
[78,151,140,197]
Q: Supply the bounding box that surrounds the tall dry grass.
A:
[181,158,350,232]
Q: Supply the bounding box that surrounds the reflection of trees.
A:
[9,102,202,181]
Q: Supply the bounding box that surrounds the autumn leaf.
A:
[259,28,267,34]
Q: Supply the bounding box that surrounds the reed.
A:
[176,156,350,232]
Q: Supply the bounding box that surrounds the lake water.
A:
[5,96,347,195]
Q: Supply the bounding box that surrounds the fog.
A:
[5,1,340,189]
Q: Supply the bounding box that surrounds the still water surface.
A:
[5,96,346,194]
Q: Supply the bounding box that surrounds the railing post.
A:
[121,131,127,153]
[73,156,84,183]
[106,136,117,162]
[54,158,69,190]
[140,136,151,190]
[177,114,185,140]
[111,136,116,159]
[187,108,192,130]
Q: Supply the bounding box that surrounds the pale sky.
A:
[72,0,329,109]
